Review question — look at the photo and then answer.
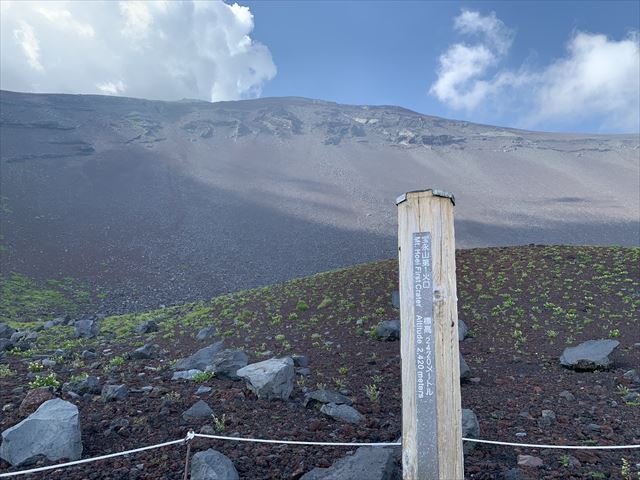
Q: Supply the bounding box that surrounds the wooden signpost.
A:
[396,189,463,479]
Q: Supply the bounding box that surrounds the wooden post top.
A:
[395,189,455,206]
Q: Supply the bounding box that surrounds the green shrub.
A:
[109,355,125,367]
[0,364,15,378]
[317,297,333,309]
[27,361,43,373]
[28,372,60,389]
[193,371,215,383]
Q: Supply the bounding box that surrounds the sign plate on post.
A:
[412,232,438,477]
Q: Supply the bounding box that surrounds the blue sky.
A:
[1,1,639,133]
[245,1,640,133]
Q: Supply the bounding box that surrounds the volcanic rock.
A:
[172,369,203,380]
[74,319,99,338]
[458,319,469,340]
[101,384,129,402]
[0,323,16,339]
[623,369,640,385]
[517,455,543,467]
[173,341,225,371]
[0,338,13,351]
[196,325,217,341]
[131,343,158,360]
[204,349,248,379]
[236,357,294,400]
[559,390,575,402]
[303,389,353,407]
[460,353,471,379]
[300,446,395,480]
[462,408,480,454]
[375,320,400,341]
[18,388,55,416]
[134,320,158,334]
[183,400,213,420]
[191,448,239,480]
[391,291,400,309]
[320,403,364,424]
[0,398,82,466]
[64,375,101,396]
[537,409,556,428]
[560,339,619,371]
[292,354,309,368]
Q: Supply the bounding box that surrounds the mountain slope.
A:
[1,90,638,308]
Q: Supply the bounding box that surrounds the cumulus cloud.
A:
[430,10,513,110]
[453,10,513,56]
[430,9,640,132]
[0,0,276,102]
[528,32,640,130]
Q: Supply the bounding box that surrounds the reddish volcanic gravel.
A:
[1,246,639,479]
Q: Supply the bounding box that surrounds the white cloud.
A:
[430,9,512,110]
[37,6,95,38]
[527,32,640,130]
[0,1,276,102]
[13,21,43,71]
[96,80,126,96]
[430,44,497,110]
[119,1,168,44]
[430,9,640,132]
[454,10,513,55]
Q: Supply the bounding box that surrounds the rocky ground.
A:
[1,245,639,479]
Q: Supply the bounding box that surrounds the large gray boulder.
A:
[204,349,248,379]
[74,319,99,338]
[191,448,239,480]
[375,320,400,341]
[560,339,620,371]
[10,331,26,343]
[236,357,294,400]
[173,341,225,371]
[300,446,396,480]
[320,403,364,424]
[0,398,82,466]
[462,408,480,454]
[0,323,16,339]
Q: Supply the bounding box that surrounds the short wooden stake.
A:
[396,189,463,479]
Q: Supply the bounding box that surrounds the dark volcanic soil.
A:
[1,246,639,479]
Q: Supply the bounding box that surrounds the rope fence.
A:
[1,431,638,478]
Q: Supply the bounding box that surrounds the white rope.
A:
[194,433,640,450]
[461,437,640,450]
[2,432,638,478]
[193,433,400,447]
[0,436,188,478]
